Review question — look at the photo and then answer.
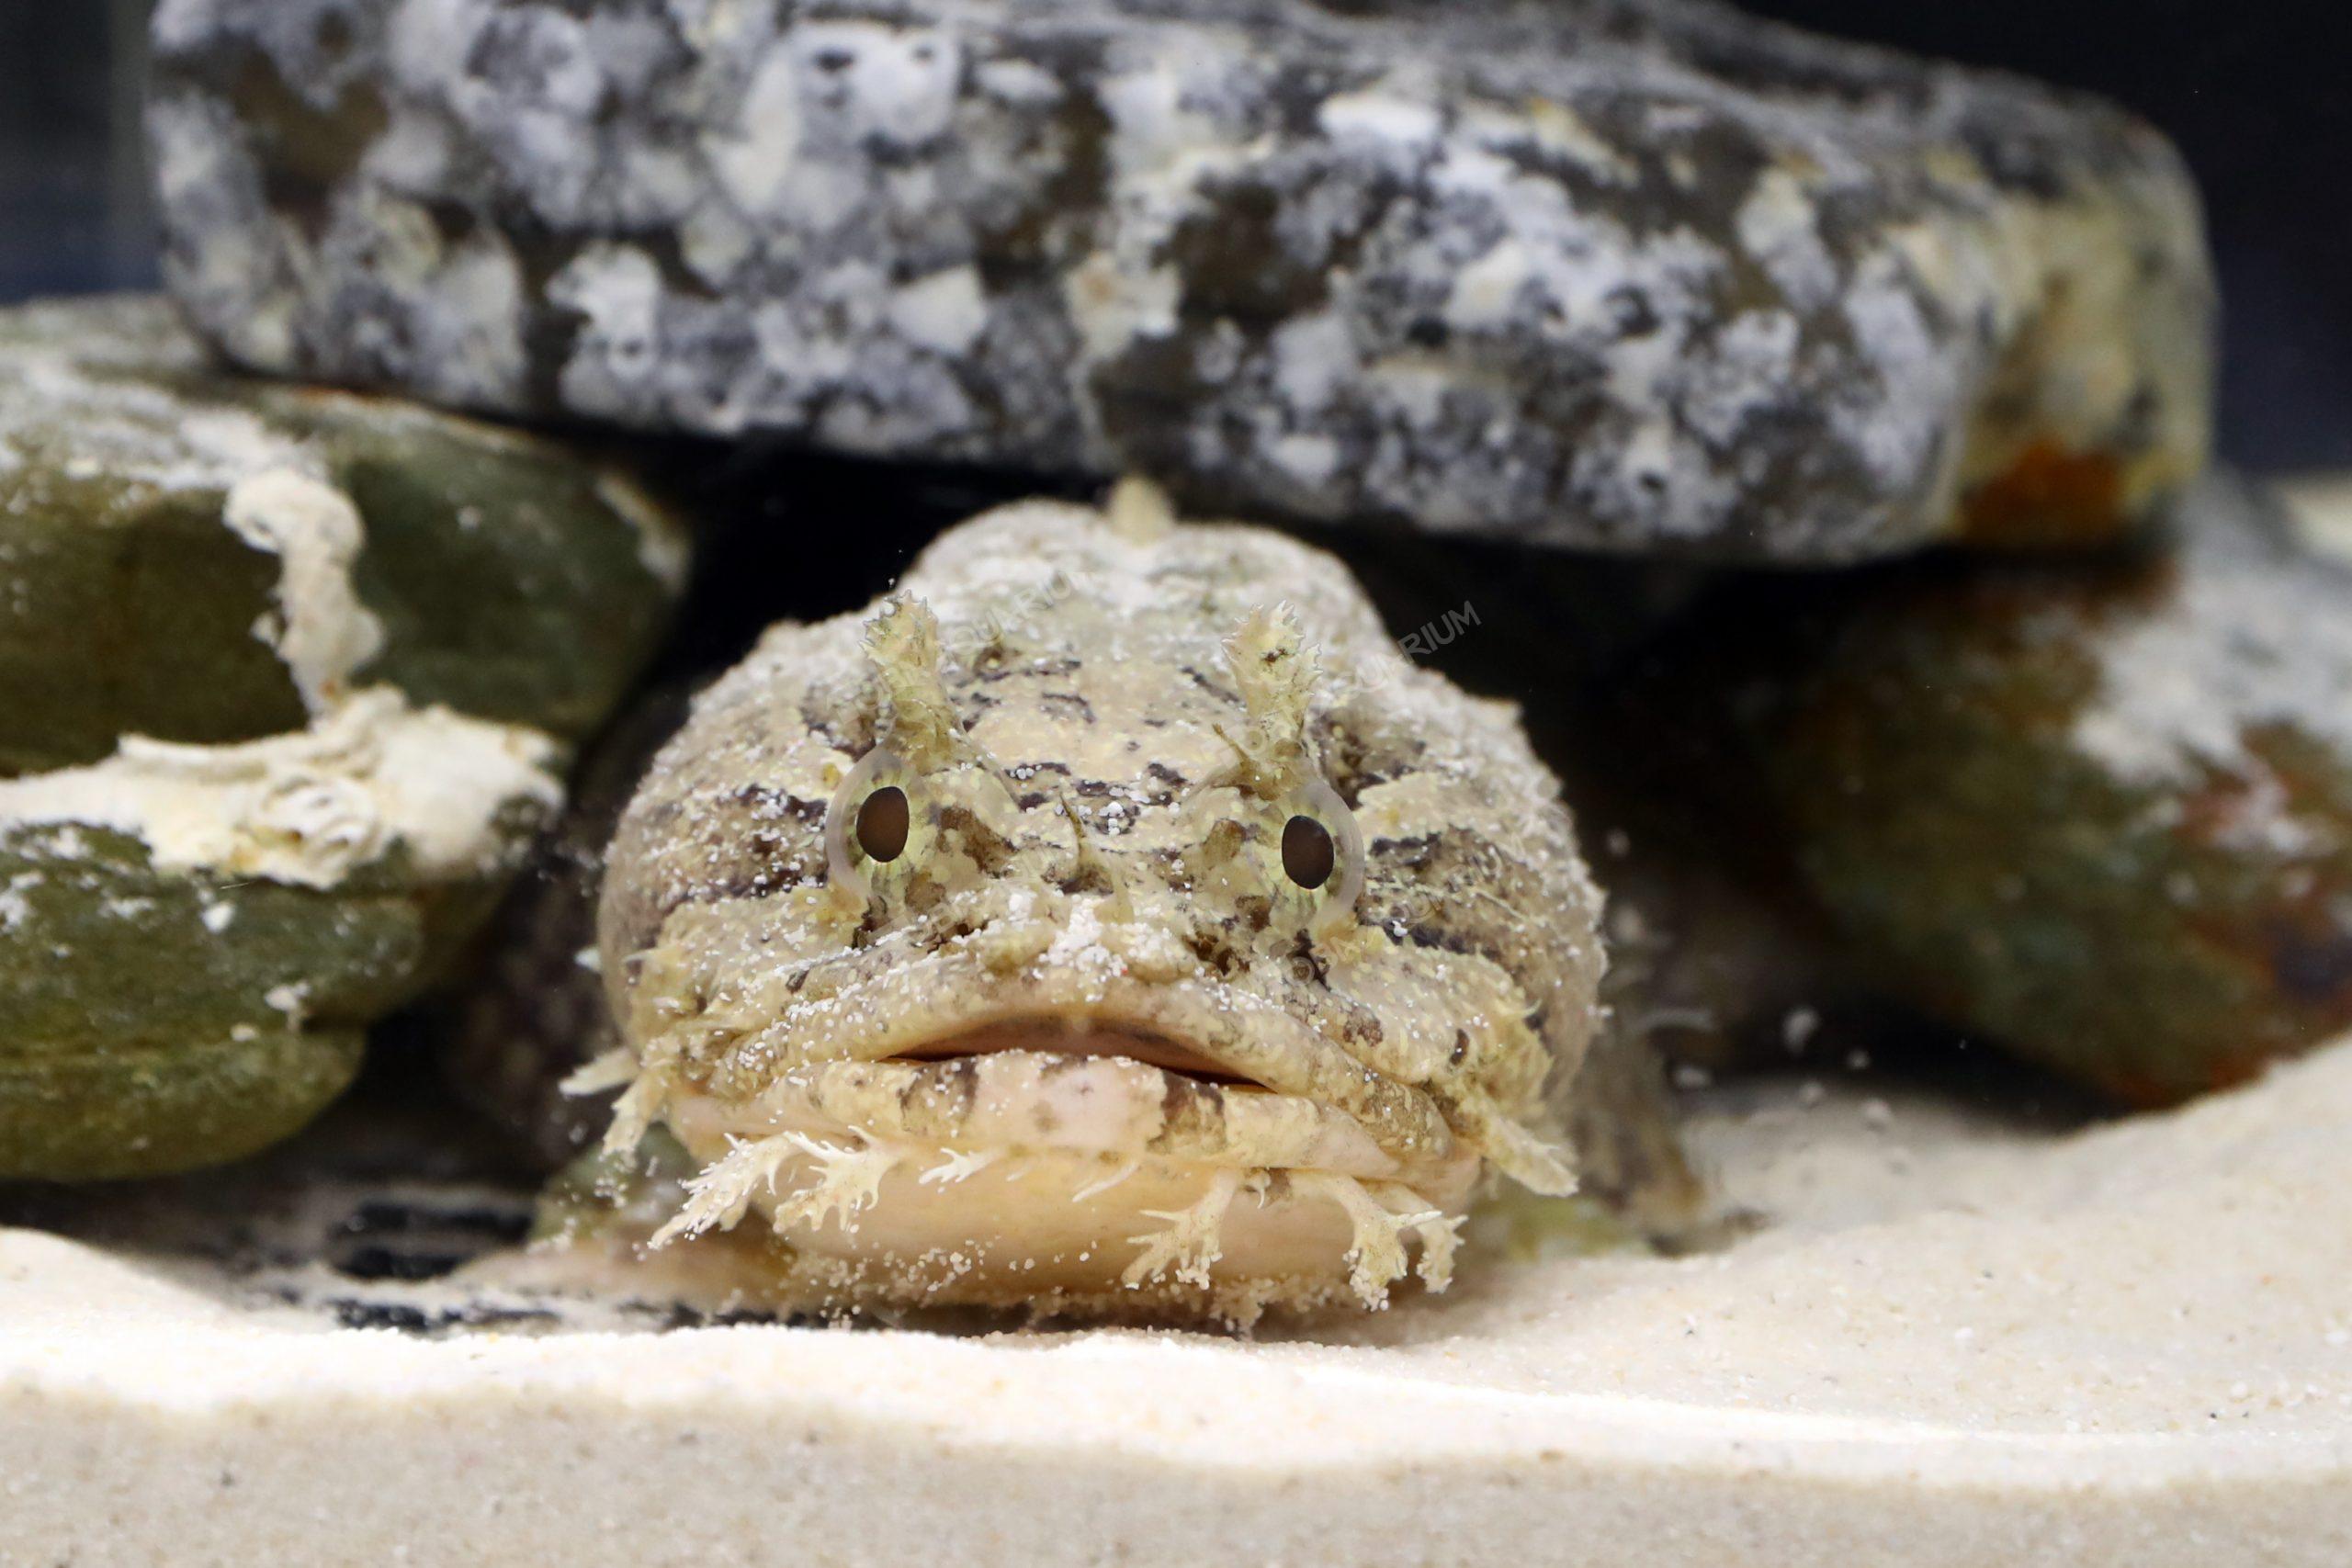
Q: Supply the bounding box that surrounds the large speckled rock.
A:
[1741,475,2352,1105]
[0,297,689,1179]
[149,0,2211,560]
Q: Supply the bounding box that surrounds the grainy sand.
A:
[5,1034,2350,1565]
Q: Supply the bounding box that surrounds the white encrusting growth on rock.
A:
[594,471,694,595]
[2071,479,2352,788]
[0,873,36,933]
[0,690,560,888]
[221,469,387,711]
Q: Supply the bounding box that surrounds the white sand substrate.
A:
[4,1037,2350,1565]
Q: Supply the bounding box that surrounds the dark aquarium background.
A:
[0,0,2345,469]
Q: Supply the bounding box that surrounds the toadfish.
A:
[586,485,1609,1323]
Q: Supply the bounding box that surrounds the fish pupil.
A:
[856,785,911,863]
[1282,814,1335,890]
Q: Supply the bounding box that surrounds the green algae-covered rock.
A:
[1,820,434,1179]
[0,296,689,1179]
[1749,475,2352,1105]
[0,296,686,773]
[0,697,563,1178]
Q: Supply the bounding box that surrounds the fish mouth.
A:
[676,1010,1464,1189]
[677,937,1474,1178]
[649,999,1484,1319]
[654,1021,1483,1320]
[885,1019,1269,1087]
[631,928,1521,1317]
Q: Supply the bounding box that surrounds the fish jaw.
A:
[653,1045,1481,1323]
[608,886,1570,1318]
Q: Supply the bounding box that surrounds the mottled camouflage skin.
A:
[597,491,1607,1320]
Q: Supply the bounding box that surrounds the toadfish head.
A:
[594,489,1604,1323]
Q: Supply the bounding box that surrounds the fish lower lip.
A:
[680,1050,1453,1185]
[655,1062,1483,1318]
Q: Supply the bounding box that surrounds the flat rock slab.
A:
[6,1041,2351,1564]
[148,0,2212,559]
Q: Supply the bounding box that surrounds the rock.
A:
[437,689,692,1169]
[1741,475,2352,1105]
[0,719,534,1175]
[0,297,689,1179]
[149,0,2211,560]
[1562,632,1895,1084]
[1586,831,1851,1076]
[0,297,686,774]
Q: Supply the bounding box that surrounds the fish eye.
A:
[824,745,917,899]
[856,785,910,863]
[1282,779,1365,927]
[1282,814,1335,889]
